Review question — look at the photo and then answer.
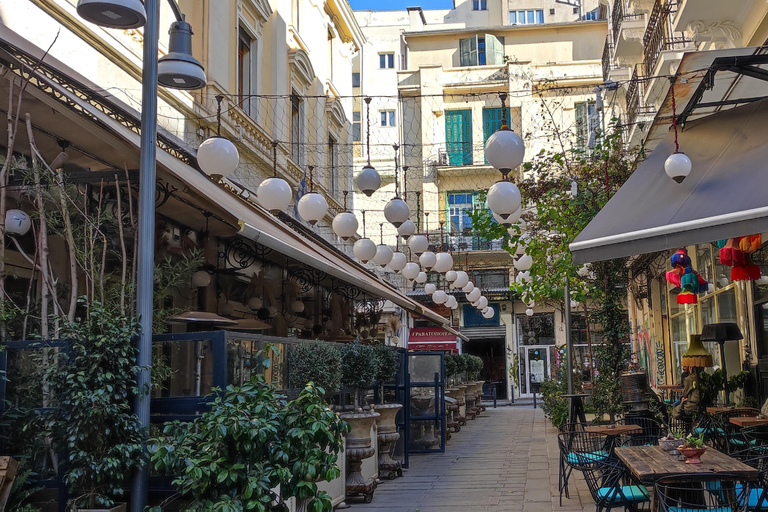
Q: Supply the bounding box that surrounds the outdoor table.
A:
[585,424,642,436]
[707,406,736,414]
[729,416,768,428]
[562,393,589,427]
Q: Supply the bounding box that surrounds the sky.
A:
[348,0,454,11]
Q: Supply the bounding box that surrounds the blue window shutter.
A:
[445,110,473,166]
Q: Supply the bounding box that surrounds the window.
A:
[549,8,555,15]
[573,7,579,13]
[459,34,504,67]
[509,9,544,24]
[352,111,361,142]
[472,0,487,10]
[352,72,360,87]
[379,53,394,69]
[291,93,303,164]
[238,28,256,117]
[380,110,395,127]
[448,193,474,233]
[445,109,472,165]
[583,10,598,20]
[575,101,598,150]
[483,107,506,163]
[328,135,339,198]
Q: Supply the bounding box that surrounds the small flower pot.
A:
[678,446,707,464]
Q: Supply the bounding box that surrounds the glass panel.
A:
[517,347,527,395]
[701,296,715,326]
[409,354,441,382]
[410,386,437,416]
[536,10,544,23]
[527,10,535,23]
[509,11,516,23]
[718,288,737,322]
[715,249,730,290]
[153,340,213,398]
[516,313,555,345]
[527,347,548,387]
[408,419,442,450]
[696,245,713,285]
[671,315,686,383]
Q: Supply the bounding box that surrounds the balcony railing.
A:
[612,0,645,46]
[421,231,506,253]
[642,0,691,76]
[625,63,653,129]
[602,35,617,82]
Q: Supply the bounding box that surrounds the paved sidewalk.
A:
[347,406,592,512]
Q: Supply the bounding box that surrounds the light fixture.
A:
[514,254,533,271]
[157,18,207,90]
[408,234,429,256]
[248,297,263,310]
[416,272,428,284]
[76,0,146,29]
[419,251,436,270]
[462,281,475,294]
[373,244,393,267]
[487,180,522,220]
[383,143,410,227]
[483,308,495,319]
[221,301,235,316]
[402,262,420,280]
[4,209,31,236]
[398,219,416,240]
[707,283,715,293]
[525,308,534,317]
[197,95,239,180]
[389,252,407,272]
[355,97,381,196]
[353,238,377,264]
[296,166,328,225]
[191,270,211,287]
[303,318,314,330]
[484,92,525,178]
[291,301,305,313]
[446,270,458,283]
[467,288,481,302]
[333,212,358,240]
[433,252,453,273]
[445,295,457,308]
[475,296,488,310]
[492,211,514,227]
[718,275,729,288]
[432,290,448,304]
[665,152,692,183]
[425,283,437,294]
[526,300,536,308]
[453,271,469,289]
[258,141,292,213]
[569,299,579,309]
[516,271,531,283]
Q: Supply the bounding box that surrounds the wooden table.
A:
[585,424,642,436]
[707,406,760,415]
[730,416,768,427]
[615,445,758,483]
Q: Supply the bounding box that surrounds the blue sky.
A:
[349,0,454,11]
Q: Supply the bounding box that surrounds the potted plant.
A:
[678,433,707,464]
[445,353,459,386]
[289,341,342,399]
[371,345,402,479]
[659,429,686,454]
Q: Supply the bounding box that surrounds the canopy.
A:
[570,98,768,264]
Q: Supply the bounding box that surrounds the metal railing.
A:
[625,63,652,129]
[642,0,691,76]
[602,35,617,82]
[612,0,645,46]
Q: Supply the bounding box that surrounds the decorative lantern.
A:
[525,308,534,317]
[475,296,488,310]
[257,177,292,213]
[462,281,475,294]
[408,235,429,256]
[424,283,437,294]
[419,251,437,270]
[482,308,495,319]
[197,96,239,180]
[248,297,263,310]
[398,219,416,240]
[353,238,377,263]
[4,209,31,236]
[402,262,420,280]
[452,271,469,289]
[487,180,522,220]
[681,334,713,367]
[291,301,305,313]
[467,288,481,303]
[373,244,393,267]
[297,192,328,225]
[432,290,448,304]
[192,270,211,287]
[433,253,453,273]
[514,254,533,271]
[355,98,381,196]
[446,270,458,283]
[332,212,358,240]
[384,197,410,228]
[445,295,457,308]
[415,272,428,284]
[389,252,407,272]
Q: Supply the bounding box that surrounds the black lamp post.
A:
[700,322,744,405]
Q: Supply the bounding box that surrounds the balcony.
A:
[625,63,655,134]
[642,0,692,77]
[611,0,647,60]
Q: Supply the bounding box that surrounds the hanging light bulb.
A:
[432,290,448,304]
[514,254,533,271]
[409,234,429,256]
[416,272,428,284]
[467,288,481,303]
[4,209,31,236]
[525,308,534,317]
[419,251,437,270]
[353,238,377,263]
[453,271,469,289]
[433,253,453,273]
[424,283,437,294]
[516,271,531,283]
[487,180,522,220]
[398,219,416,240]
[291,301,305,313]
[484,94,525,177]
[389,252,407,272]
[332,211,358,240]
[462,281,475,293]
[248,297,263,310]
[297,192,328,225]
[570,299,579,309]
[355,98,381,196]
[258,141,292,214]
[446,270,458,283]
[483,308,495,319]
[718,275,729,288]
[373,244,393,267]
[475,296,488,310]
[665,152,692,183]
[402,262,420,280]
[384,197,410,228]
[197,95,239,180]
[192,270,211,287]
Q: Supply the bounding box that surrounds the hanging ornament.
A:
[353,238,376,263]
[446,270,458,283]
[467,288,481,303]
[452,271,469,289]
[197,95,240,180]
[398,219,416,240]
[258,142,292,213]
[664,78,691,184]
[462,281,475,293]
[333,211,358,240]
[445,295,457,308]
[402,262,420,280]
[432,290,448,304]
[389,251,407,272]
[419,250,437,270]
[525,308,534,317]
[487,180,522,220]
[665,248,707,304]
[514,254,533,271]
[384,197,410,227]
[433,252,453,273]
[424,283,437,294]
[408,234,429,256]
[355,97,381,196]
[416,272,428,284]
[296,166,328,225]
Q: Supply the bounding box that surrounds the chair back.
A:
[557,431,613,470]
[743,425,768,448]
[622,416,663,446]
[655,477,748,512]
[580,457,650,510]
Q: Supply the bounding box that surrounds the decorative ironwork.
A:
[642,0,690,78]
[333,284,361,301]
[219,238,270,269]
[360,297,386,314]
[289,268,327,295]
[155,180,178,208]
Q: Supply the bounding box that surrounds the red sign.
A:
[408,327,458,352]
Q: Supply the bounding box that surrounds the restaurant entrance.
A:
[518,345,557,398]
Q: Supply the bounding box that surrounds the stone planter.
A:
[374,403,403,479]
[445,388,461,434]
[455,384,468,426]
[464,384,478,420]
[473,381,486,414]
[340,410,380,503]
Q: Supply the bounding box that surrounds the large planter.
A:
[455,384,468,426]
[445,388,461,434]
[374,403,403,479]
[340,410,380,503]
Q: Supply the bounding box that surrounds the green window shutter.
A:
[485,34,504,65]
[445,110,473,166]
[575,102,587,150]
[483,107,505,163]
[459,36,478,66]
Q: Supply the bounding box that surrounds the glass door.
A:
[518,345,553,397]
[406,352,445,454]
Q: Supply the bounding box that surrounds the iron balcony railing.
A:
[643,0,691,76]
[612,0,645,46]
[625,63,652,129]
[602,34,618,82]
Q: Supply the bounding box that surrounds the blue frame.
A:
[406,351,446,454]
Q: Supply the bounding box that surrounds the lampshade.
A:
[432,290,448,304]
[384,197,410,227]
[514,254,533,271]
[681,334,713,367]
[398,219,416,240]
[446,270,458,283]
[419,251,437,270]
[388,252,407,272]
[297,192,328,225]
[487,180,522,219]
[197,137,239,179]
[76,0,146,28]
[247,297,263,311]
[475,296,488,310]
[191,270,211,287]
[355,164,381,197]
[433,252,453,273]
[525,308,534,317]
[402,262,420,280]
[4,209,31,236]
[424,283,437,294]
[257,177,292,213]
[462,281,475,293]
[452,271,469,289]
[157,20,207,90]
[467,288,481,302]
[353,238,377,263]
[408,234,429,256]
[506,206,523,225]
[373,244,394,266]
[482,308,495,319]
[700,323,743,342]
[665,152,692,183]
[484,127,525,174]
[415,272,428,284]
[332,212,358,240]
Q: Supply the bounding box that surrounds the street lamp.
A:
[75,2,205,511]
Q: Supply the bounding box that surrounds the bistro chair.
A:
[720,409,761,453]
[693,413,728,452]
[579,456,650,512]
[742,426,768,452]
[556,423,587,505]
[558,430,613,506]
[617,417,663,447]
[655,477,748,512]
[729,450,768,510]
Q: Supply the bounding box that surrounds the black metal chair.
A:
[719,409,760,453]
[742,425,768,453]
[730,450,768,510]
[557,422,587,505]
[655,477,748,512]
[579,457,650,512]
[617,417,663,447]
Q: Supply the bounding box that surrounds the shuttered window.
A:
[445,110,472,166]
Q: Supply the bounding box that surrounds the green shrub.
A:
[466,355,484,380]
[340,342,379,390]
[445,353,458,380]
[373,344,399,384]
[289,341,342,396]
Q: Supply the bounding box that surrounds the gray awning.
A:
[570,98,768,264]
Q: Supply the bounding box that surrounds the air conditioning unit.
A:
[438,152,448,165]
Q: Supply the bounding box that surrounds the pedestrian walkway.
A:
[348,407,591,512]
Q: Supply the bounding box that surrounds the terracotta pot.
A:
[678,445,707,464]
[340,410,380,499]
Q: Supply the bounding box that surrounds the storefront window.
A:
[671,315,686,382]
[516,313,555,346]
[718,288,737,323]
[715,248,731,290]
[696,245,713,284]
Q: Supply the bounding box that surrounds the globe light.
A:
[398,219,416,240]
[446,270,458,283]
[355,163,381,197]
[467,288,481,303]
[221,301,234,316]
[192,270,211,287]
[384,197,410,227]
[353,238,377,263]
[303,318,313,330]
[707,283,715,294]
[475,296,488,310]
[432,290,448,304]
[257,177,292,213]
[424,283,437,294]
[665,151,692,183]
[324,319,335,331]
[291,300,305,313]
[525,308,534,317]
[419,250,437,270]
[445,295,457,308]
[296,192,328,225]
[248,297,263,310]
[483,308,495,319]
[527,300,536,309]
[416,272,428,284]
[76,0,147,29]
[492,211,514,227]
[332,212,358,240]
[453,271,469,289]
[507,206,523,225]
[514,254,533,271]
[4,209,31,236]
[485,127,525,176]
[433,252,453,273]
[516,271,531,283]
[389,252,407,272]
[197,136,239,179]
[408,234,429,256]
[462,281,475,293]
[719,275,729,288]
[373,244,394,267]
[487,180,522,219]
[402,262,420,280]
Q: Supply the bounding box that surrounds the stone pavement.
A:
[347,406,592,512]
